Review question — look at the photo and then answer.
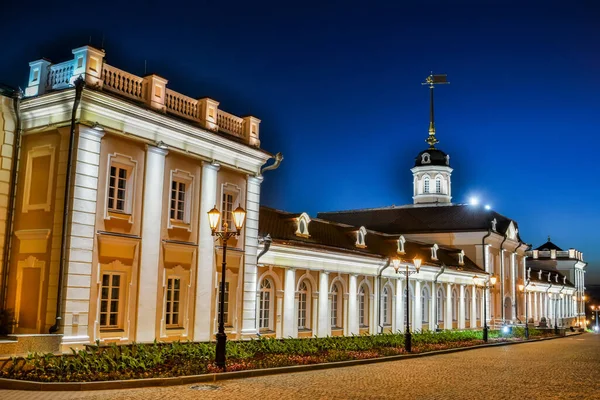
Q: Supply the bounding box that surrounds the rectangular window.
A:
[218,282,230,325]
[108,165,128,212]
[221,192,234,229]
[100,273,122,329]
[165,277,181,328]
[331,294,338,328]
[170,181,186,221]
[298,292,307,329]
[436,179,441,193]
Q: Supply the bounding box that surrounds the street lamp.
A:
[473,274,497,342]
[392,257,422,352]
[518,280,535,339]
[207,204,246,370]
[591,306,599,333]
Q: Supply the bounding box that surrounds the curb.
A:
[0,333,583,392]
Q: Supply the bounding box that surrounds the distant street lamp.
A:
[392,257,422,352]
[473,275,498,342]
[591,306,599,333]
[518,280,535,339]
[207,204,246,370]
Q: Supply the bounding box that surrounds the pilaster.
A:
[317,271,329,337]
[193,162,219,341]
[282,268,296,338]
[458,284,465,329]
[348,274,358,335]
[135,144,167,342]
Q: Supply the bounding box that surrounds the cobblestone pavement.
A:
[2,334,599,400]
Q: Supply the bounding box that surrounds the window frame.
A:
[165,275,183,329]
[259,278,274,331]
[358,284,369,328]
[298,280,310,330]
[22,145,56,213]
[421,287,429,323]
[105,153,137,221]
[423,176,430,193]
[220,183,241,231]
[382,285,392,326]
[168,169,194,230]
[99,271,126,331]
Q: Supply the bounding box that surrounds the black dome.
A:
[414,148,450,167]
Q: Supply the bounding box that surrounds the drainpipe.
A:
[377,258,391,334]
[0,89,23,311]
[481,225,493,328]
[499,234,507,323]
[50,77,85,334]
[432,263,446,331]
[256,234,272,262]
[260,152,283,175]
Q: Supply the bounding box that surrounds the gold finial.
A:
[422,73,449,149]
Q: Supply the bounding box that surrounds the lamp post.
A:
[473,275,497,342]
[392,257,422,352]
[518,280,535,339]
[591,305,599,333]
[207,204,246,370]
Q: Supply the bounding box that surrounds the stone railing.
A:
[526,249,583,261]
[165,89,198,119]
[46,61,75,90]
[26,46,260,147]
[102,64,144,101]
[217,110,244,138]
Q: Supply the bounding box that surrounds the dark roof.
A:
[414,148,450,167]
[528,268,574,288]
[535,241,563,251]
[259,206,482,273]
[0,83,16,97]
[317,204,522,241]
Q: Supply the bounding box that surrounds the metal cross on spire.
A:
[422,73,449,148]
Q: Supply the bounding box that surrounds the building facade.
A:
[0,46,273,352]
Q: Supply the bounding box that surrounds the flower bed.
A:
[0,328,555,383]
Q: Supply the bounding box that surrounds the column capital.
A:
[321,271,330,276]
[79,124,105,140]
[146,143,168,156]
[248,175,264,185]
[202,161,221,172]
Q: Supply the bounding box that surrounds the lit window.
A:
[424,177,430,193]
[165,277,181,328]
[218,282,230,325]
[259,278,273,331]
[170,181,186,221]
[298,281,309,329]
[108,165,128,212]
[221,192,234,229]
[331,283,341,328]
[359,284,369,327]
[435,177,441,194]
[100,273,123,329]
[296,212,311,237]
[382,286,391,325]
[421,287,429,323]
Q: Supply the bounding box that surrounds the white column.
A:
[282,268,296,338]
[445,283,452,329]
[414,280,422,331]
[459,284,466,329]
[317,271,329,337]
[533,292,538,322]
[511,253,517,322]
[348,274,358,335]
[135,145,167,342]
[430,282,436,331]
[470,285,477,328]
[396,278,404,333]
[193,163,219,341]
[61,127,104,344]
[241,175,263,338]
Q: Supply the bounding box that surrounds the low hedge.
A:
[0,329,553,382]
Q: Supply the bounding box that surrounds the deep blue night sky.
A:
[1,1,598,282]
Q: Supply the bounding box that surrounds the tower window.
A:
[424,177,430,193]
[435,177,441,193]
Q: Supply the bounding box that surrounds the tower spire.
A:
[422,73,449,149]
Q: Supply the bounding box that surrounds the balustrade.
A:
[46,61,74,90]
[102,64,144,100]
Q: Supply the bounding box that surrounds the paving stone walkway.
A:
[1,334,599,400]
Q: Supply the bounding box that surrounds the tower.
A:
[411,74,453,204]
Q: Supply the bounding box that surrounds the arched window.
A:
[465,289,471,321]
[356,226,367,248]
[298,280,311,330]
[259,278,273,331]
[435,177,441,193]
[358,284,369,327]
[421,286,429,323]
[437,288,444,322]
[476,289,482,320]
[423,176,430,193]
[382,285,391,325]
[452,289,458,321]
[331,283,342,329]
[296,212,311,237]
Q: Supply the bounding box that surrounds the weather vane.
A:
[422,73,449,148]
